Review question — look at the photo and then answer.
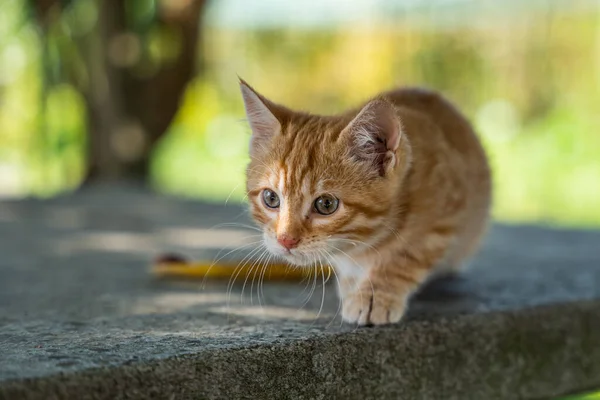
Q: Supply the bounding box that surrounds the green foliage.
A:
[559,391,600,400]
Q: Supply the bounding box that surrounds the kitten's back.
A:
[385,87,492,269]
[385,88,483,158]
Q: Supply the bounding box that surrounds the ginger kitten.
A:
[239,79,491,326]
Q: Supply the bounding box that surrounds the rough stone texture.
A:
[0,184,599,399]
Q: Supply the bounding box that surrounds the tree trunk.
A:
[81,0,207,184]
[31,0,208,184]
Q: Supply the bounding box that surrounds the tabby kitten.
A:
[239,78,491,326]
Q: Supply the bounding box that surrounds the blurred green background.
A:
[0,0,599,229]
[561,392,600,400]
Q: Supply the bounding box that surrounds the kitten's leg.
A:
[341,265,419,326]
[341,237,451,326]
[333,256,369,304]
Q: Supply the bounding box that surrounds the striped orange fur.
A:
[239,79,491,326]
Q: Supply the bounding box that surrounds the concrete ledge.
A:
[3,302,600,400]
[1,185,599,399]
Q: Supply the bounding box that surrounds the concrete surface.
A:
[0,184,599,399]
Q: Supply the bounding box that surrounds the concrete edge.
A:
[2,301,599,400]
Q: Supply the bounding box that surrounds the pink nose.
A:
[277,235,300,250]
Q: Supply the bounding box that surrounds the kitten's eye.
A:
[314,194,339,215]
[262,189,280,209]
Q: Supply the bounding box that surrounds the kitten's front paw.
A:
[342,288,407,326]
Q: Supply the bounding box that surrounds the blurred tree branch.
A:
[29,0,208,183]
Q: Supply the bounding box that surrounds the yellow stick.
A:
[151,254,333,282]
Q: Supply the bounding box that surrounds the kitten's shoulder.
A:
[382,86,453,110]
[381,86,471,132]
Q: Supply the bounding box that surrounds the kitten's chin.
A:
[281,253,315,267]
[264,247,318,267]
[275,252,311,267]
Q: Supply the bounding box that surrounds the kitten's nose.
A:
[277,235,300,250]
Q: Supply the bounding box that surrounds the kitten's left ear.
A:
[239,78,286,156]
[341,99,402,177]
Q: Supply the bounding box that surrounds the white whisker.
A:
[226,245,264,311]
[242,246,269,305]
[209,222,262,232]
[318,248,344,329]
[256,250,272,308]
[201,240,263,289]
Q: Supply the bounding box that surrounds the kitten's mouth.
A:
[262,235,332,266]
[280,251,310,266]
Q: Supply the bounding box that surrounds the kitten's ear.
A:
[239,78,283,156]
[341,99,402,177]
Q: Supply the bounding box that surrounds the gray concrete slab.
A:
[1,184,599,399]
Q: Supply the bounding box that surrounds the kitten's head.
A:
[240,79,410,266]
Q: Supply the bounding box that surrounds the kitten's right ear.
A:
[239,78,282,156]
